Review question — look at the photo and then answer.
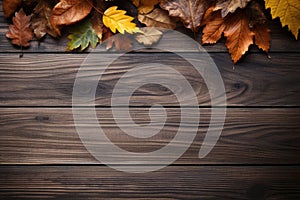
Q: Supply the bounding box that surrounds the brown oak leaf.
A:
[138,8,176,29]
[214,0,251,17]
[6,8,34,47]
[50,0,93,35]
[31,0,59,39]
[160,0,210,32]
[3,0,22,18]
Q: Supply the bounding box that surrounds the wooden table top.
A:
[0,2,300,199]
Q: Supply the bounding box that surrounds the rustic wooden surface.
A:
[0,2,300,199]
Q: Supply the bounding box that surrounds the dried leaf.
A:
[91,13,104,40]
[102,26,114,42]
[50,0,93,35]
[253,24,271,52]
[3,0,22,18]
[202,8,254,63]
[31,0,59,39]
[265,0,300,39]
[201,7,225,44]
[247,1,267,27]
[132,0,160,14]
[135,27,163,46]
[66,19,99,51]
[6,8,34,47]
[138,8,176,29]
[105,34,133,51]
[214,0,251,17]
[160,0,209,32]
[224,11,254,63]
[103,6,140,34]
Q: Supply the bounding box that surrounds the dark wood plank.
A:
[0,53,299,106]
[0,108,299,164]
[0,166,299,199]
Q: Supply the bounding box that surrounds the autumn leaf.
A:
[224,12,254,63]
[202,8,254,63]
[50,0,93,35]
[249,2,270,53]
[91,13,104,40]
[31,0,59,39]
[214,0,251,17]
[253,24,270,52]
[66,20,99,51]
[201,7,225,44]
[135,27,163,46]
[265,0,300,39]
[6,8,34,47]
[138,8,176,29]
[160,0,210,32]
[103,6,140,34]
[132,0,160,14]
[3,0,22,18]
[105,34,133,51]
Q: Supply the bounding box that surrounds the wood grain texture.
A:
[0,108,299,164]
[0,53,299,107]
[0,166,299,199]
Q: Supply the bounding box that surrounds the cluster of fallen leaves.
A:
[3,0,300,63]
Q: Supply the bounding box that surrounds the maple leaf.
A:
[203,3,271,63]
[265,0,300,39]
[103,6,140,34]
[202,8,254,63]
[31,0,59,39]
[135,27,163,46]
[3,0,22,18]
[160,0,210,32]
[66,20,99,51]
[138,8,176,29]
[132,0,160,14]
[224,11,254,63]
[248,2,270,53]
[214,0,251,17]
[253,24,271,52]
[6,8,34,47]
[50,0,93,35]
[105,34,133,51]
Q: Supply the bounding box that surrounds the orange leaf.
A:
[202,7,225,44]
[6,8,34,47]
[50,0,93,35]
[253,24,271,52]
[224,11,254,63]
[2,0,22,18]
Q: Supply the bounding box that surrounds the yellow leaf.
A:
[103,6,140,34]
[265,0,300,39]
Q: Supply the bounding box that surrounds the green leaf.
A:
[67,20,99,51]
